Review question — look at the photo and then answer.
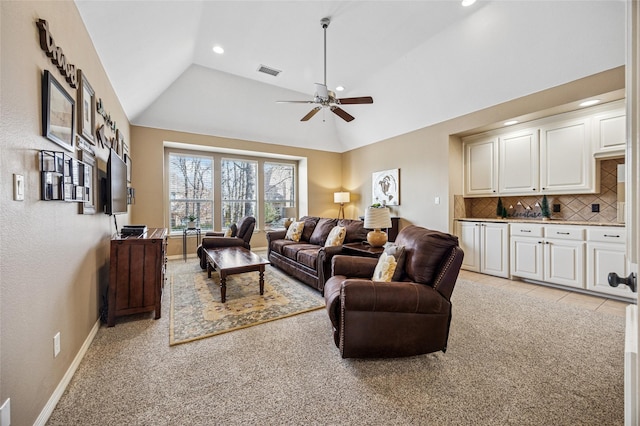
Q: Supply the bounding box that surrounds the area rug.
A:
[169,258,325,345]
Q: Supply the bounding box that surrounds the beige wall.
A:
[0,2,130,424]
[0,1,626,424]
[342,66,625,234]
[130,126,342,255]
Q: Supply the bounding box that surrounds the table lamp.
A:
[334,191,350,220]
[364,207,392,247]
[282,207,297,229]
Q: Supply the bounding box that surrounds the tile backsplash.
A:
[455,158,624,224]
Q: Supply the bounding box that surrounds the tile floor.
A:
[458,269,633,317]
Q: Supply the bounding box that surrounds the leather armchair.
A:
[196,216,256,269]
[324,225,464,358]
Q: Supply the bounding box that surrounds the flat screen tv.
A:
[106,149,128,215]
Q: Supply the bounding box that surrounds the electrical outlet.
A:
[434,196,440,205]
[553,204,561,213]
[0,398,10,426]
[592,204,600,213]
[54,332,61,357]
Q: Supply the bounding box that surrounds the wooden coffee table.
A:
[205,247,270,303]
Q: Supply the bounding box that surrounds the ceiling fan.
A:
[277,17,373,122]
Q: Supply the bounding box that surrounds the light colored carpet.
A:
[46,268,626,425]
[170,260,324,345]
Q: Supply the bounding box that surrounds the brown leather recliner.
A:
[324,225,464,358]
[196,216,256,269]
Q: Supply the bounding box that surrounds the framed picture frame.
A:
[42,70,75,152]
[124,153,132,183]
[78,150,96,214]
[77,69,96,145]
[372,168,400,206]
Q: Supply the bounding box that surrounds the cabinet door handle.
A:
[521,229,532,233]
[604,234,621,238]
[556,232,570,235]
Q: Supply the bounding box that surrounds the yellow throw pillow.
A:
[324,226,346,247]
[285,221,304,242]
[371,252,397,282]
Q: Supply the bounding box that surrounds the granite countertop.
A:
[454,218,625,227]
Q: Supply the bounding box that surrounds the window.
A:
[220,158,257,227]
[168,153,213,232]
[264,162,295,230]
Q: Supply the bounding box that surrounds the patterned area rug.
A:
[169,258,325,345]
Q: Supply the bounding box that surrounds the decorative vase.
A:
[187,220,196,229]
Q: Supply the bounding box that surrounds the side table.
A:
[342,242,384,258]
[183,228,201,262]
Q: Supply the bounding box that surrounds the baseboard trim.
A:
[34,318,101,426]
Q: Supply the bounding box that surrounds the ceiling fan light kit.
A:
[277,17,373,122]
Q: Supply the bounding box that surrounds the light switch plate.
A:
[13,174,24,201]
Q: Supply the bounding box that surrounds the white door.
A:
[510,236,543,280]
[499,129,539,194]
[544,240,585,289]
[464,137,498,196]
[457,221,480,272]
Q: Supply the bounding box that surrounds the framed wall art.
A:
[42,70,75,152]
[77,69,96,145]
[372,168,400,206]
[124,153,132,183]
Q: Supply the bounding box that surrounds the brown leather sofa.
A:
[324,225,464,358]
[266,216,368,293]
[196,216,256,269]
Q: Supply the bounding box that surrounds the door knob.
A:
[608,272,637,293]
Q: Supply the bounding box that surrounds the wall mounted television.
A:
[105,149,128,215]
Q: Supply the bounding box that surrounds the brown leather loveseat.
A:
[324,225,464,358]
[266,216,368,293]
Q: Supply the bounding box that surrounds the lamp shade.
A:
[364,207,391,229]
[281,207,297,218]
[334,192,350,204]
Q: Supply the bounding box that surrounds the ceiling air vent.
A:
[257,64,281,77]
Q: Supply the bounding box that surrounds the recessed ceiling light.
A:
[579,99,600,107]
[335,86,344,92]
[461,0,476,6]
[504,120,519,126]
[212,45,224,54]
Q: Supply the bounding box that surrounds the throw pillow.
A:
[372,252,398,282]
[229,223,238,237]
[324,226,346,247]
[285,221,304,242]
[384,244,406,281]
[224,228,232,237]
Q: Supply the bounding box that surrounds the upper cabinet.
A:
[539,116,595,194]
[463,135,498,196]
[462,100,625,197]
[499,128,539,194]
[593,101,626,158]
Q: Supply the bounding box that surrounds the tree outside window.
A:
[169,154,213,232]
[221,158,257,228]
[264,162,295,230]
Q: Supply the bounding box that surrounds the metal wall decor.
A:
[372,168,400,206]
[36,19,78,88]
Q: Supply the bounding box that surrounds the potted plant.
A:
[186,214,197,229]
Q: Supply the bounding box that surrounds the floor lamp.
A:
[334,192,350,220]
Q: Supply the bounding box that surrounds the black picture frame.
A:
[42,70,75,152]
[77,69,96,145]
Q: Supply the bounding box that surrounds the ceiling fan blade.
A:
[276,100,315,104]
[301,107,322,121]
[337,96,374,105]
[331,106,355,122]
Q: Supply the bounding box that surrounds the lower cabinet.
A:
[586,227,632,298]
[511,224,585,289]
[457,220,509,278]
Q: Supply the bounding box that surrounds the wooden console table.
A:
[108,228,167,326]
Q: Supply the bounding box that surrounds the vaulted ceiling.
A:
[75,0,625,153]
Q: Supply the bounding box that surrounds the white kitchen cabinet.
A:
[539,117,597,194]
[463,135,498,197]
[499,128,539,194]
[586,226,634,298]
[456,221,509,278]
[511,224,585,289]
[593,103,626,158]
